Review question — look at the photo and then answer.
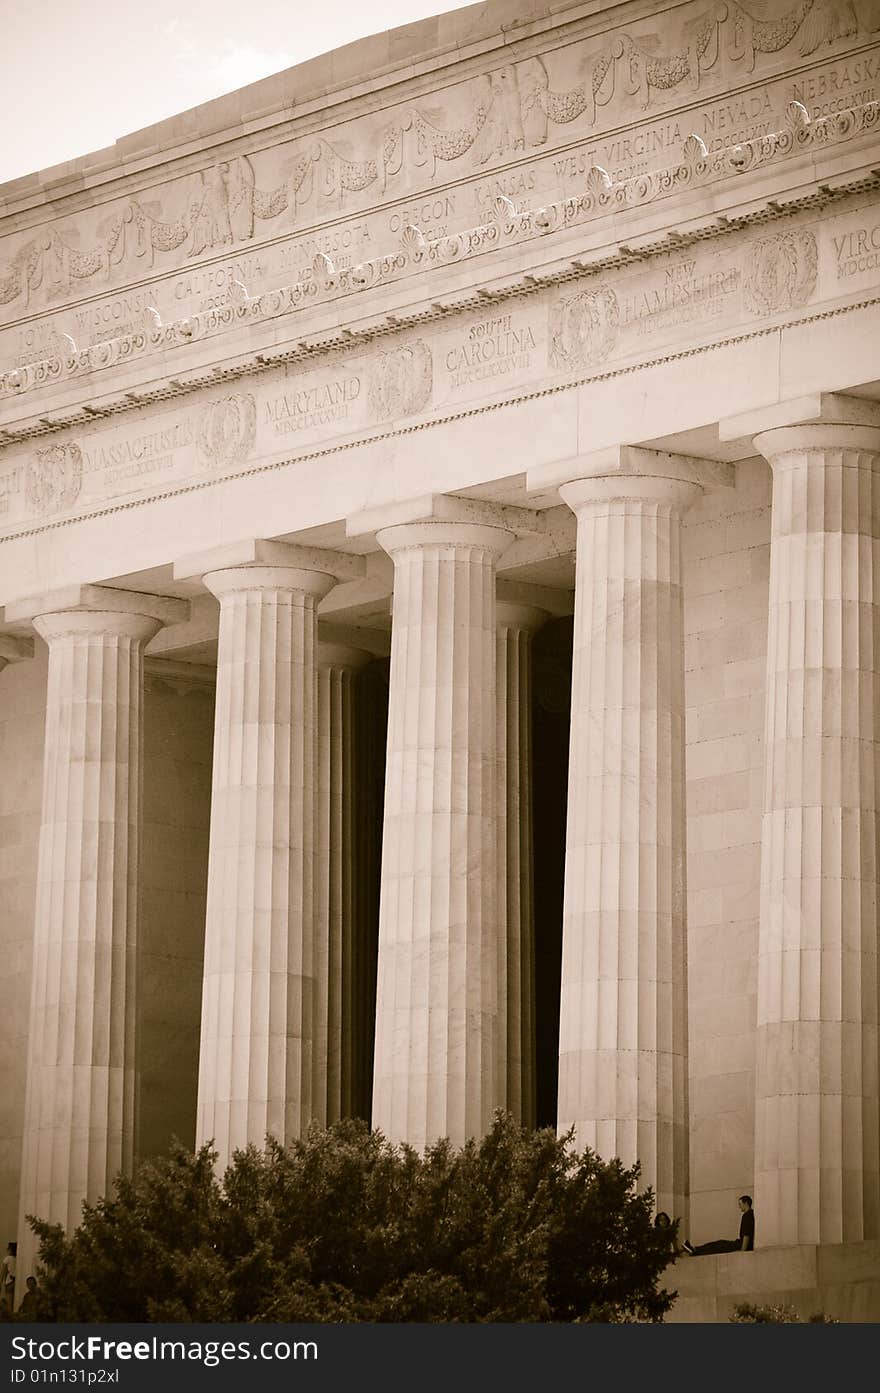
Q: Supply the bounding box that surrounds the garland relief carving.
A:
[1,0,875,324]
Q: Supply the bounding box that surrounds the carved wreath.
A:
[549,285,620,371]
[743,229,818,317]
[197,393,258,468]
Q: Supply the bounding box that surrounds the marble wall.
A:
[138,668,214,1161]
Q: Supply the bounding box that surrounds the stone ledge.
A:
[665,1239,880,1323]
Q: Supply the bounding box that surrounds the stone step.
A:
[663,1240,880,1322]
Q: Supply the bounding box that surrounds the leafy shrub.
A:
[25,1113,678,1323]
[730,1302,839,1324]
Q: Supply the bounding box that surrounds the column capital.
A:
[346,492,544,543]
[528,445,733,506]
[754,423,880,465]
[720,393,880,464]
[0,634,33,672]
[4,583,188,631]
[316,640,373,672]
[376,520,513,559]
[174,538,365,585]
[496,601,547,634]
[719,391,880,442]
[203,568,338,602]
[34,611,166,645]
[317,621,391,658]
[496,578,573,618]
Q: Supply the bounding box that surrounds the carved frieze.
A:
[1,0,877,325]
[2,69,877,407]
[612,3,729,107]
[0,176,877,540]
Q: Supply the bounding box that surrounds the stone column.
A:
[10,585,186,1283]
[179,547,348,1169]
[747,401,880,1246]
[0,634,33,674]
[355,507,513,1151]
[314,642,371,1126]
[552,448,704,1220]
[190,554,338,1164]
[496,602,545,1128]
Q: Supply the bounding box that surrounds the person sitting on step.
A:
[682,1196,755,1255]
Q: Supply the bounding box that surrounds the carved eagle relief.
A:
[25,442,83,516]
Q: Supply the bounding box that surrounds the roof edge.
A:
[0,1,606,208]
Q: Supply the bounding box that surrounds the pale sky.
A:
[0,0,477,184]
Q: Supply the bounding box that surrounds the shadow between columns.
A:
[352,657,389,1123]
[532,616,572,1131]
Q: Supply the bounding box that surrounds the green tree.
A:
[26,1114,678,1323]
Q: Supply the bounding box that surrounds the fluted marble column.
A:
[752,409,880,1246]
[370,518,512,1150]
[556,451,702,1219]
[496,603,544,1127]
[195,560,336,1166]
[13,586,185,1285]
[314,642,371,1125]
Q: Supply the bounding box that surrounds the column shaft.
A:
[496,605,543,1127]
[755,423,880,1246]
[314,645,369,1125]
[18,608,160,1270]
[196,566,333,1165]
[557,476,697,1218]
[372,521,510,1150]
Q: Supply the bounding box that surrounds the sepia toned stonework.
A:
[1,0,880,1320]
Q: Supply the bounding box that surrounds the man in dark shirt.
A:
[682,1196,755,1255]
[17,1276,38,1316]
